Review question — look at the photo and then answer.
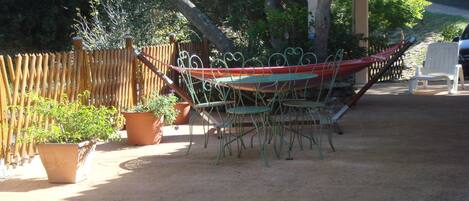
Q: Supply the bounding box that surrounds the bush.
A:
[26,92,123,144]
[441,24,465,41]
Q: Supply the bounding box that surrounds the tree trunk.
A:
[265,0,284,50]
[307,0,332,60]
[173,0,233,53]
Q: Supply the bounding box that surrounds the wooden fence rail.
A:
[0,37,208,166]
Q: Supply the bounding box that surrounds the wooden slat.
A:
[0,56,10,160]
[97,51,105,106]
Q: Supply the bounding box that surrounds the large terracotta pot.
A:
[37,140,96,184]
[173,102,190,125]
[123,112,163,145]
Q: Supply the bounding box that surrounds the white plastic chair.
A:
[409,42,465,94]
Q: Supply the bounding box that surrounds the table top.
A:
[210,73,318,84]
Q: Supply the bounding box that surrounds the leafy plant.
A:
[130,92,178,124]
[441,24,465,42]
[26,92,123,144]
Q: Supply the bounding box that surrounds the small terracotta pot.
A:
[123,112,163,145]
[173,102,191,125]
[37,140,96,184]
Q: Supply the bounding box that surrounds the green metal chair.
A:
[281,49,344,160]
[218,52,285,166]
[177,51,233,156]
[266,47,319,158]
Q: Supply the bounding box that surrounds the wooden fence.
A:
[0,37,208,166]
[368,43,406,82]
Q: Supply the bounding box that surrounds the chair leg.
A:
[453,79,459,94]
[317,123,324,160]
[448,79,458,94]
[272,124,282,159]
[327,124,336,152]
[409,79,418,94]
[215,127,223,165]
[333,122,343,135]
[186,113,196,155]
[460,67,465,90]
[286,131,295,160]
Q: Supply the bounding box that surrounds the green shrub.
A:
[26,92,123,144]
[441,24,465,41]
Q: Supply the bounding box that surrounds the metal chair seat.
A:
[194,101,234,109]
[226,106,271,115]
[282,100,326,109]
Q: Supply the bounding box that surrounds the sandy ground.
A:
[1,82,469,201]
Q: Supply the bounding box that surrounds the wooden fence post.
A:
[73,37,90,101]
[169,34,180,88]
[125,36,138,106]
[0,56,9,163]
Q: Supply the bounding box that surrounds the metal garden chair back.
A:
[314,49,345,104]
[280,49,344,160]
[177,51,233,154]
[268,47,318,100]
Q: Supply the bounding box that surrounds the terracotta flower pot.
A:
[37,140,96,184]
[173,102,190,125]
[123,112,163,145]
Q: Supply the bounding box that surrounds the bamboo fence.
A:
[0,37,208,166]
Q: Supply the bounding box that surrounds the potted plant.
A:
[173,101,190,125]
[165,89,191,125]
[26,92,122,184]
[123,92,178,145]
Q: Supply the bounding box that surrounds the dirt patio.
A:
[1,82,469,201]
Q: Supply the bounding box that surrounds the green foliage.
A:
[328,25,366,59]
[74,0,195,49]
[329,0,430,58]
[130,93,178,124]
[330,1,365,59]
[0,0,91,53]
[26,92,123,144]
[441,24,465,41]
[265,3,311,48]
[332,0,430,35]
[194,0,309,57]
[369,0,430,33]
